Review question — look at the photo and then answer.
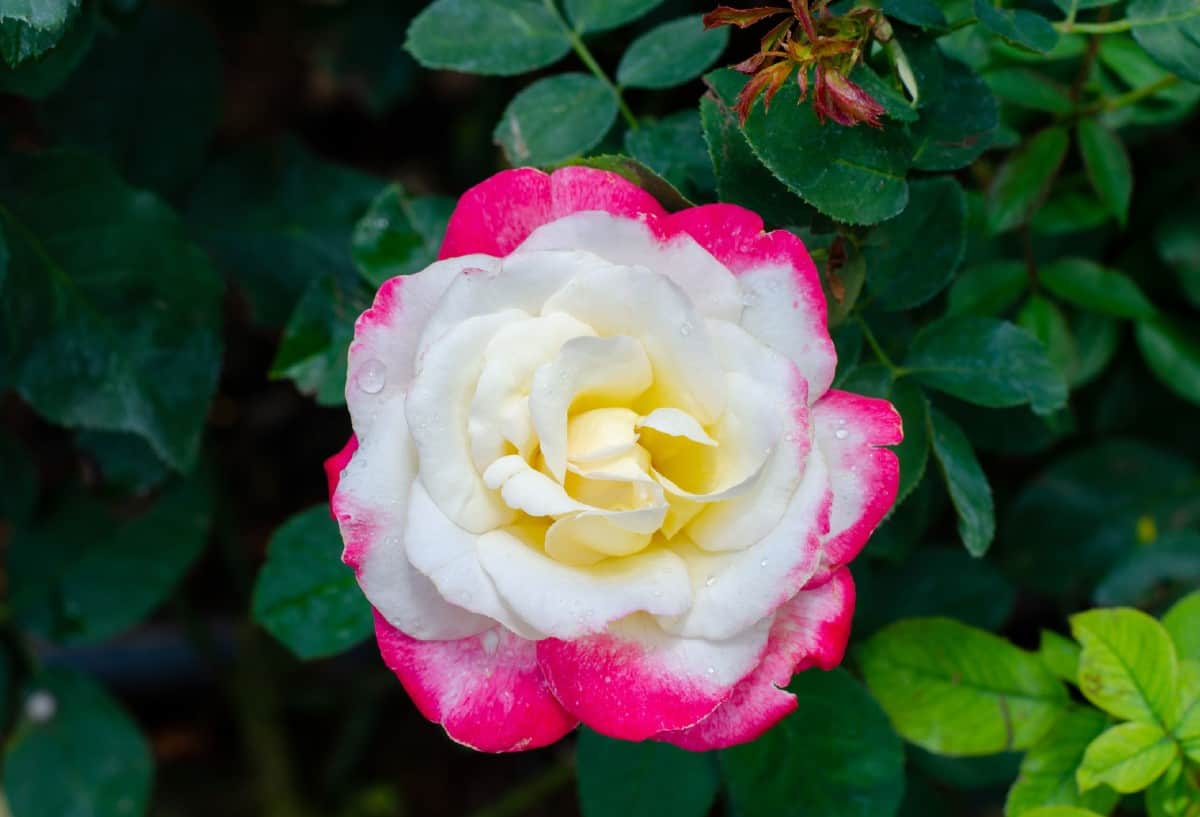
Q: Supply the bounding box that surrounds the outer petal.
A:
[537,613,771,741]
[807,390,902,585]
[373,612,577,752]
[656,568,855,751]
[663,204,835,402]
[439,167,666,260]
[324,435,358,508]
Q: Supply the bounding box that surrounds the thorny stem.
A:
[465,761,575,817]
[543,0,639,129]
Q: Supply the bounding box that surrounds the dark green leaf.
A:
[270,275,368,407]
[565,0,665,33]
[252,505,372,660]
[1041,258,1156,320]
[973,0,1059,53]
[617,15,727,90]
[1077,119,1133,226]
[865,176,967,310]
[986,68,1074,113]
[851,64,919,123]
[39,5,222,198]
[883,0,948,30]
[494,73,618,166]
[405,0,570,76]
[576,729,717,817]
[929,407,994,556]
[1072,311,1119,387]
[707,68,912,225]
[987,127,1069,234]
[911,56,998,172]
[4,669,152,817]
[1154,205,1200,307]
[0,2,96,100]
[9,477,210,644]
[623,111,715,199]
[905,316,1068,414]
[860,617,1069,755]
[946,261,1028,317]
[76,431,169,495]
[351,184,454,288]
[1005,708,1120,817]
[1,150,223,469]
[840,367,930,505]
[1136,318,1200,406]
[722,669,904,817]
[1031,192,1112,235]
[1093,531,1200,607]
[0,0,79,66]
[1018,295,1078,384]
[1128,0,1200,83]
[568,155,694,212]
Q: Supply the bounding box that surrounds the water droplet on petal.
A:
[760,558,769,568]
[834,428,849,440]
[704,575,716,587]
[679,321,693,336]
[706,666,716,675]
[481,630,500,655]
[25,690,56,723]
[356,358,387,394]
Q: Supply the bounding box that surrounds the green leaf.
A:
[860,617,1069,755]
[1038,631,1082,684]
[904,316,1068,414]
[946,261,1028,317]
[1077,119,1133,227]
[617,15,727,90]
[1071,608,1180,728]
[987,127,1069,234]
[1146,758,1199,817]
[1041,258,1156,320]
[351,184,454,288]
[928,407,995,557]
[1154,205,1200,308]
[722,669,904,817]
[38,5,222,198]
[576,729,717,817]
[624,111,715,199]
[405,0,570,76]
[1093,531,1200,607]
[0,150,223,470]
[1078,721,1177,793]
[9,477,210,644]
[1136,318,1200,406]
[1163,592,1200,661]
[1031,192,1112,236]
[910,56,998,172]
[1068,311,1120,387]
[76,431,169,496]
[865,176,967,311]
[839,368,930,505]
[271,274,369,407]
[1019,808,1109,817]
[699,78,815,227]
[4,669,152,817]
[0,0,80,65]
[883,0,948,30]
[851,64,919,123]
[985,68,1074,113]
[973,0,1059,53]
[565,0,665,33]
[707,68,912,226]
[568,155,694,212]
[1018,295,1078,385]
[0,1,95,99]
[187,138,381,328]
[1176,662,1200,752]
[252,505,372,660]
[1128,0,1200,83]
[494,73,617,166]
[1005,707,1120,817]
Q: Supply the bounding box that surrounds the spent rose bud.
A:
[814,66,886,128]
[327,167,902,752]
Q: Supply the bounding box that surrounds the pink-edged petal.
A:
[439,167,666,260]
[806,390,902,586]
[537,613,770,741]
[662,204,835,402]
[346,254,497,440]
[656,567,855,750]
[373,612,577,752]
[324,435,358,509]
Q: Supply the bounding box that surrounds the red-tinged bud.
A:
[789,0,818,40]
[813,67,885,128]
[735,61,795,123]
[703,5,790,28]
[733,52,768,74]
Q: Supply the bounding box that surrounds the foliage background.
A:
[1,0,1199,816]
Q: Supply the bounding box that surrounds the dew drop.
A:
[834,428,849,440]
[759,558,769,568]
[481,630,500,655]
[25,690,56,723]
[356,358,387,394]
[704,575,716,587]
[706,666,716,675]
[679,321,693,336]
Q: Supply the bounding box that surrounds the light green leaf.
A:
[860,617,1069,755]
[1174,661,1200,744]
[987,127,1069,234]
[1163,592,1200,661]
[495,73,617,166]
[1018,295,1078,386]
[1146,758,1199,817]
[252,505,372,660]
[928,408,994,557]
[1,150,223,470]
[0,0,80,65]
[1038,631,1082,684]
[565,0,665,33]
[1136,318,1200,406]
[946,261,1028,317]
[4,669,152,817]
[1128,0,1200,83]
[1041,259,1156,320]
[1005,707,1119,817]
[351,184,454,288]
[905,316,1069,414]
[1019,808,1109,817]
[910,56,998,172]
[617,15,727,90]
[1071,608,1180,728]
[865,176,967,311]
[722,669,905,817]
[405,0,570,76]
[577,729,718,817]
[1077,119,1133,227]
[1078,721,1177,793]
[973,0,1059,53]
